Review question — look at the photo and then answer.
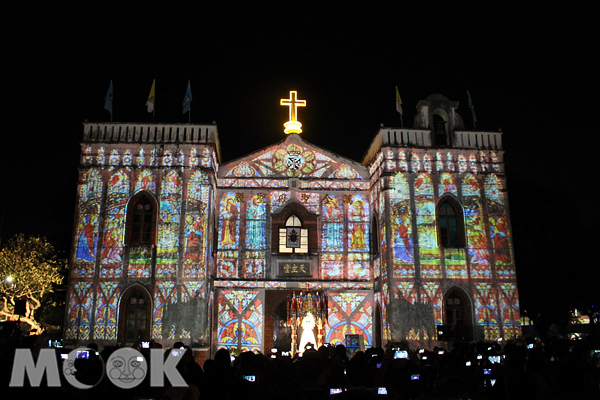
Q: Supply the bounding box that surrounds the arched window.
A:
[434,113,449,146]
[443,288,473,341]
[436,198,465,248]
[125,191,157,246]
[279,214,308,253]
[370,215,380,256]
[118,286,151,342]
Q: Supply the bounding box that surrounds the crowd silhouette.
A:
[1,327,599,400]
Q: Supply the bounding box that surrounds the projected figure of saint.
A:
[393,207,413,262]
[490,216,509,263]
[324,197,342,250]
[246,196,265,249]
[349,199,366,250]
[184,215,204,262]
[76,215,96,262]
[298,312,317,353]
[102,227,122,264]
[220,198,238,248]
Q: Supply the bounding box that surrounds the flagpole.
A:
[400,114,404,129]
[189,80,191,124]
[111,83,113,123]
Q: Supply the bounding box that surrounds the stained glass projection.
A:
[326,292,372,349]
[65,282,94,340]
[473,283,499,340]
[156,171,183,278]
[321,194,344,279]
[73,169,103,278]
[217,290,263,354]
[245,194,266,250]
[218,192,240,250]
[390,173,414,278]
[499,283,522,339]
[414,173,441,278]
[183,171,210,278]
[100,170,130,278]
[322,195,343,252]
[462,174,491,279]
[485,174,514,278]
[347,194,369,252]
[152,281,176,340]
[135,169,157,194]
[93,282,119,340]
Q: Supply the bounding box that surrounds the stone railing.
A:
[454,130,502,150]
[82,122,218,145]
[363,127,503,164]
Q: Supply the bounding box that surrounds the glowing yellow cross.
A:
[280,91,306,134]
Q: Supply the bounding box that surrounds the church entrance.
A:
[264,290,293,352]
[443,288,473,341]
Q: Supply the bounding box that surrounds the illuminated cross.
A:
[280,91,306,134]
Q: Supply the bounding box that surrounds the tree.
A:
[0,234,66,334]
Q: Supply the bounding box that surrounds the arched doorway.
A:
[443,288,473,341]
[118,285,152,343]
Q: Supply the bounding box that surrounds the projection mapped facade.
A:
[66,93,521,353]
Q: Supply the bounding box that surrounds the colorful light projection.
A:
[156,171,183,278]
[462,174,491,279]
[414,173,441,278]
[217,192,241,278]
[183,171,210,278]
[245,194,266,250]
[390,173,414,278]
[287,290,328,354]
[93,282,119,340]
[322,195,343,252]
[347,194,370,280]
[438,172,457,197]
[243,252,266,279]
[321,194,344,279]
[65,281,94,340]
[135,169,157,194]
[485,174,514,278]
[217,290,263,354]
[224,140,359,180]
[73,169,103,278]
[100,170,130,278]
[473,282,499,340]
[420,282,443,327]
[128,247,152,278]
[152,281,176,340]
[326,292,372,349]
[296,192,320,214]
[347,194,369,252]
[499,283,522,339]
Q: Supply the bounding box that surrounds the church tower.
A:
[363,94,520,342]
[65,92,521,354]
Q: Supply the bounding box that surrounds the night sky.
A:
[2,4,597,321]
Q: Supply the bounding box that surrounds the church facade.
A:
[65,93,521,354]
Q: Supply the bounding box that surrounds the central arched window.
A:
[279,214,308,253]
[437,197,465,248]
[125,191,157,247]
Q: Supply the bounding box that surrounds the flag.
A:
[104,80,113,114]
[467,90,477,123]
[182,80,192,114]
[146,79,156,113]
[395,86,403,115]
